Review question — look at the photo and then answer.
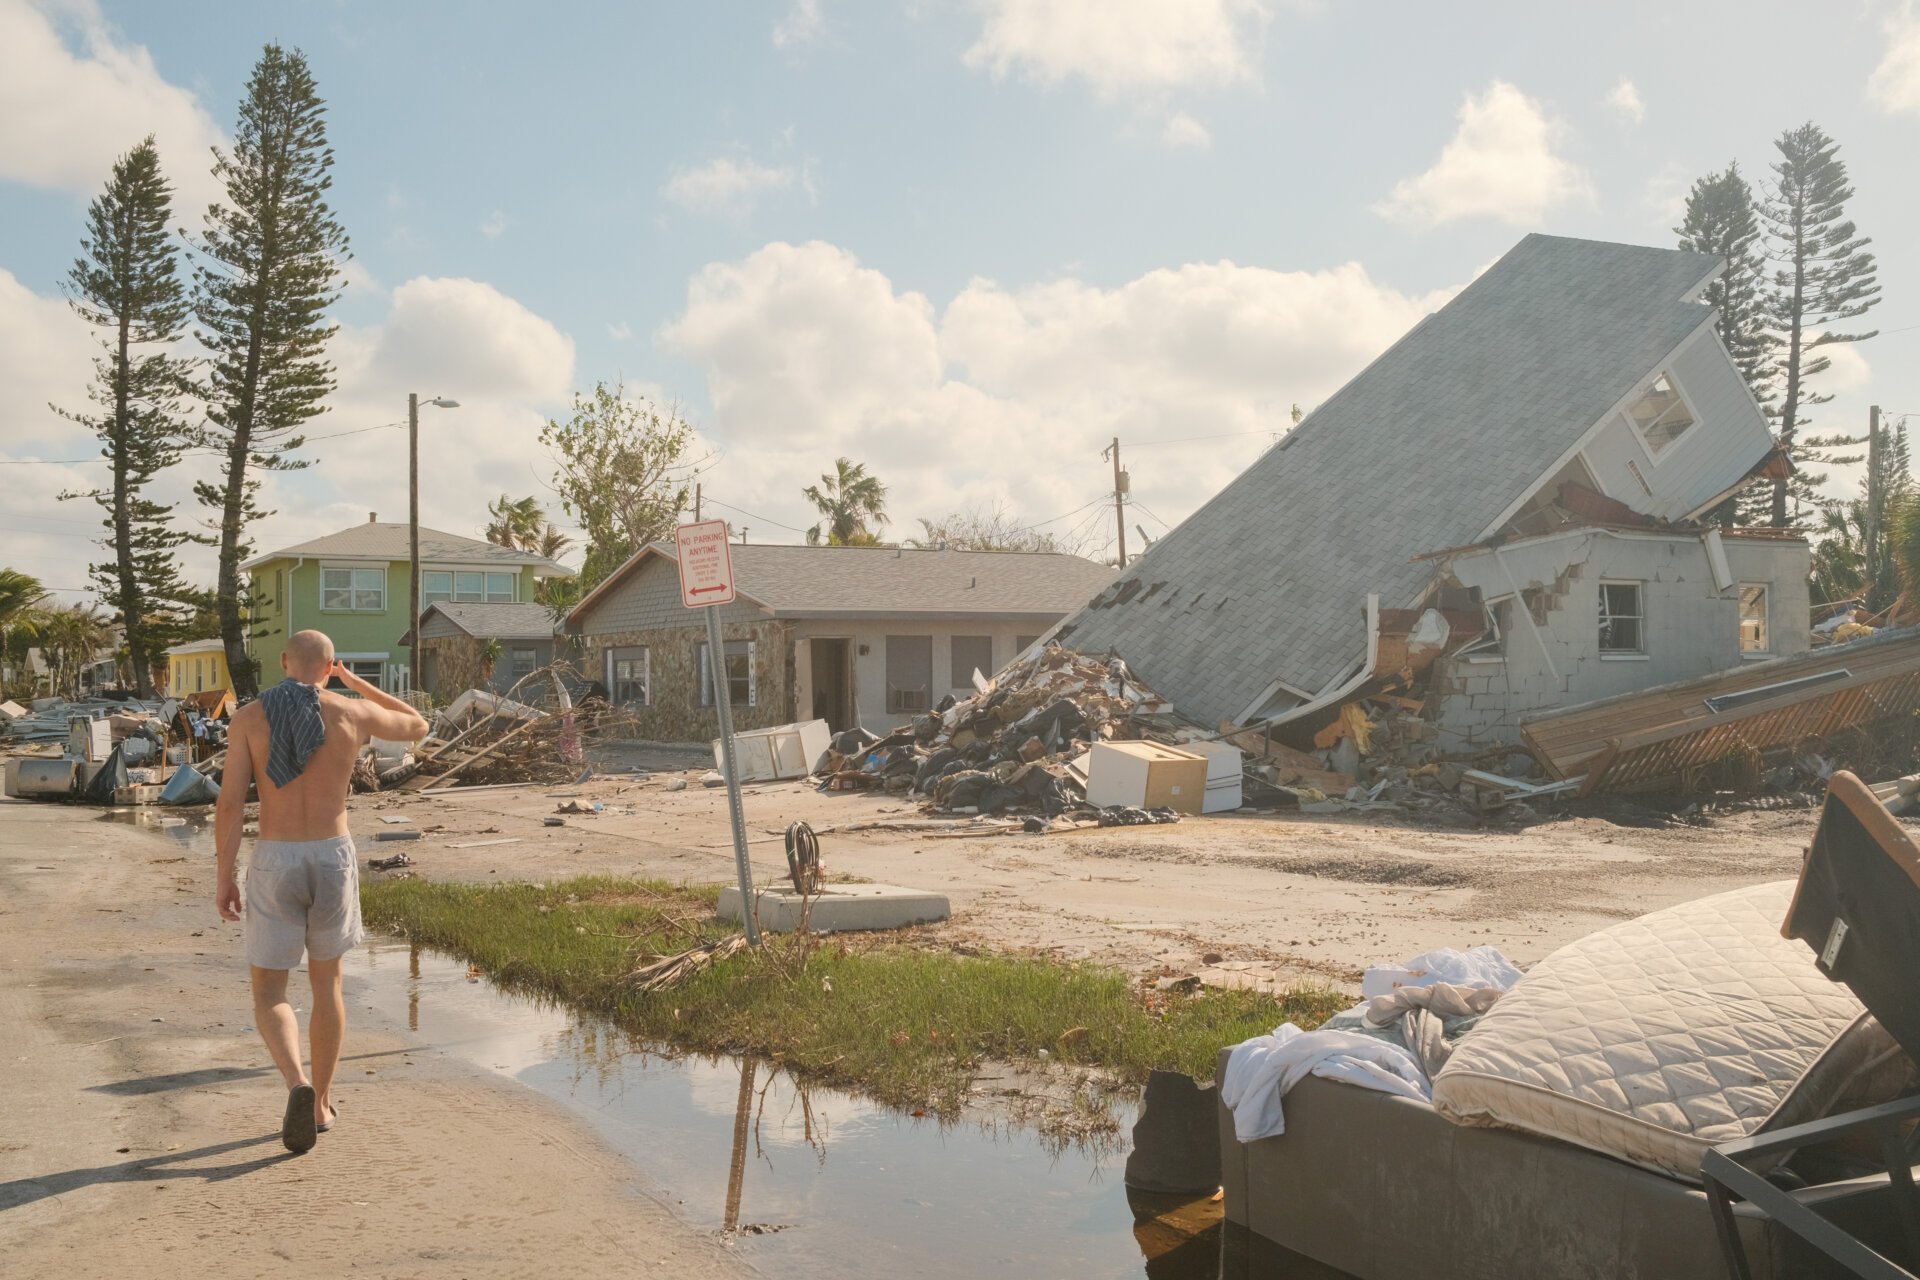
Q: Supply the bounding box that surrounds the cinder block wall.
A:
[1433,531,1810,750]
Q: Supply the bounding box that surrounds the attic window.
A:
[1459,596,1513,660]
[1624,373,1696,457]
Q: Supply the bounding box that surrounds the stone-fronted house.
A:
[1056,233,1811,750]
[561,543,1116,741]
[408,602,561,700]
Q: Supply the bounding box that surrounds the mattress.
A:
[1430,880,1873,1181]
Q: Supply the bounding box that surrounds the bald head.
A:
[283,630,336,683]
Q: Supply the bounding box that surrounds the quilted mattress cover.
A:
[1430,880,1868,1180]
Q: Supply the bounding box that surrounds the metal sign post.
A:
[678,521,759,946]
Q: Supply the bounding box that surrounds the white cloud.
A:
[1161,111,1213,148]
[1868,8,1920,115]
[479,210,510,239]
[773,0,823,47]
[1374,81,1591,227]
[0,267,583,597]
[1605,77,1645,124]
[964,0,1269,96]
[663,156,797,215]
[660,240,1453,556]
[0,0,227,218]
[1640,161,1689,227]
[607,320,634,341]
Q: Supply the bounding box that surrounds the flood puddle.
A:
[342,940,1321,1278]
[96,806,216,851]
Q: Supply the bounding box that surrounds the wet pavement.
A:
[89,802,1339,1277]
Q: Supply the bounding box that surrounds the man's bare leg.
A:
[309,955,345,1125]
[250,965,309,1091]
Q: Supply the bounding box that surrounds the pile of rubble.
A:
[813,645,1187,823]
[357,683,597,793]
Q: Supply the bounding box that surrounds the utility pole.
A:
[408,391,419,693]
[1103,437,1128,566]
[694,482,702,522]
[1866,404,1884,607]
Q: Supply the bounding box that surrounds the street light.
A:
[408,393,460,693]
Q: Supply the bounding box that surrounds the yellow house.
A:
[165,638,233,698]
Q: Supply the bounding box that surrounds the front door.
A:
[809,638,853,731]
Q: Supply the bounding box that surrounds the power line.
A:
[0,418,409,466]
[1120,427,1274,449]
[1133,502,1173,531]
[700,497,810,536]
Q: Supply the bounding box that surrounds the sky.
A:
[4,0,1920,606]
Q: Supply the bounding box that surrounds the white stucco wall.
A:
[789,619,1048,732]
[1433,528,1811,749]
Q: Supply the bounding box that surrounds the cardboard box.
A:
[1085,741,1210,816]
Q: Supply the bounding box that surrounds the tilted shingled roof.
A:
[1055,234,1725,728]
[242,522,571,575]
[568,542,1117,626]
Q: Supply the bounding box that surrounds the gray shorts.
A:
[243,835,365,969]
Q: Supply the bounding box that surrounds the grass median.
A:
[361,874,1348,1118]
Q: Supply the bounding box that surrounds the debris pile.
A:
[372,691,596,792]
[813,645,1186,822]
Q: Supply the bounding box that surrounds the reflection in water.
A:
[97,807,217,852]
[340,938,1348,1279]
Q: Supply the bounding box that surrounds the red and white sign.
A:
[675,519,737,608]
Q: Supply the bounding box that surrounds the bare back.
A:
[228,693,375,841]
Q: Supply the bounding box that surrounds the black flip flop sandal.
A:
[317,1100,339,1134]
[282,1084,318,1153]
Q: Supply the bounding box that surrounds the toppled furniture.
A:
[1218,877,1920,1278]
[1520,626,1920,794]
[1703,770,1920,1278]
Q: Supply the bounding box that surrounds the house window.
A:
[1739,584,1770,654]
[423,571,453,604]
[950,635,993,690]
[486,572,516,602]
[322,567,385,611]
[886,634,934,713]
[1623,373,1696,457]
[329,658,386,690]
[1459,596,1513,660]
[1599,582,1645,654]
[509,647,538,679]
[698,640,755,708]
[607,646,649,706]
[454,571,485,602]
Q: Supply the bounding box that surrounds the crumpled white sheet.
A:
[1220,947,1523,1143]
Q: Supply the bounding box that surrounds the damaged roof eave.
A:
[1232,593,1381,729]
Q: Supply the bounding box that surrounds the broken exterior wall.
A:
[578,618,795,743]
[1432,530,1810,750]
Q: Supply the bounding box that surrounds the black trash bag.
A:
[935,694,957,714]
[943,773,994,809]
[1096,804,1182,828]
[961,740,995,764]
[82,744,128,804]
[831,727,879,755]
[978,785,1019,814]
[912,714,941,743]
[1022,815,1047,834]
[914,747,959,791]
[883,752,921,778]
[1025,698,1088,743]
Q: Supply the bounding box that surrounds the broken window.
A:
[886,634,934,713]
[1599,581,1645,654]
[1623,373,1696,457]
[697,640,755,708]
[950,635,993,690]
[1459,596,1513,659]
[607,646,649,706]
[1739,584,1770,653]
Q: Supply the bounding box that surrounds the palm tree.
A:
[804,458,889,546]
[39,603,114,697]
[484,494,544,549]
[0,569,50,691]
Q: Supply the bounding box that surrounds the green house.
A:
[243,516,571,692]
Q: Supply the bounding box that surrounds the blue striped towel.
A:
[260,678,328,787]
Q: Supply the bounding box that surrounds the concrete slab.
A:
[716,882,951,933]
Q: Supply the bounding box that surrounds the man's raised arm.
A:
[327,660,430,743]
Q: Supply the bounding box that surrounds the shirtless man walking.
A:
[215,630,429,1153]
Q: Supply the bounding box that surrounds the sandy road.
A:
[0,798,747,1280]
[348,768,1820,985]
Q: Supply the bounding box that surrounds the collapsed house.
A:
[1057,233,1810,753]
[560,542,1115,742]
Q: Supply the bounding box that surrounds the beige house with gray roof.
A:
[562,542,1116,739]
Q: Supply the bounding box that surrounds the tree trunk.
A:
[1771,206,1808,528]
[112,316,153,698]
